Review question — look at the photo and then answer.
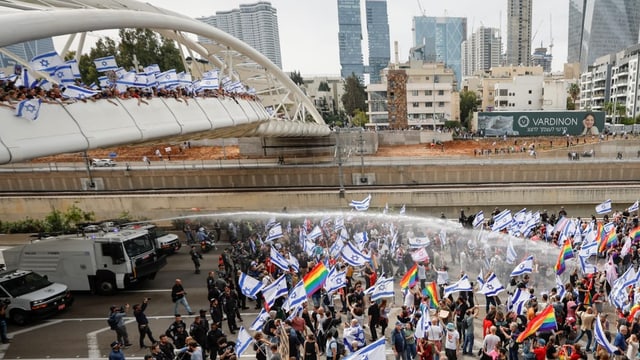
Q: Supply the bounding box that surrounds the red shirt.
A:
[533,346,546,360]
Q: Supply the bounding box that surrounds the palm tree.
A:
[568,83,580,109]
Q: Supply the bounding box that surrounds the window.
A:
[528,100,532,105]
[425,90,432,96]
[412,90,419,96]
[438,102,444,107]
[425,102,433,107]
[499,89,508,96]
[438,90,444,96]
[413,102,419,107]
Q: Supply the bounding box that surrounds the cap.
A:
[199,309,207,313]
[111,341,121,348]
[446,323,455,331]
[395,321,403,326]
[537,339,546,345]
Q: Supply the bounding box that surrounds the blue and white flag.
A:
[62,84,99,99]
[341,241,371,267]
[613,267,637,290]
[98,76,112,89]
[284,280,307,311]
[324,266,347,294]
[399,204,406,215]
[506,240,517,264]
[15,98,41,121]
[329,238,345,258]
[408,236,431,248]
[144,64,161,75]
[579,255,597,275]
[30,51,64,71]
[51,64,75,84]
[250,308,268,331]
[262,274,288,308]
[473,211,484,228]
[239,272,264,299]
[492,209,513,232]
[353,231,368,248]
[628,201,639,213]
[270,247,290,271]
[444,274,472,297]
[556,275,566,300]
[344,337,386,360]
[508,288,533,314]
[177,71,192,88]
[350,194,371,212]
[94,55,118,72]
[265,217,277,230]
[17,67,38,89]
[334,216,345,231]
[65,59,82,78]
[287,253,300,272]
[510,255,534,277]
[594,315,618,353]
[370,277,394,301]
[235,327,254,357]
[157,69,179,89]
[307,225,323,241]
[266,223,283,242]
[596,199,612,214]
[478,273,505,297]
[303,238,316,257]
[477,268,485,287]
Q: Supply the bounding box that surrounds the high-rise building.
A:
[568,0,640,71]
[337,0,365,81]
[413,16,467,88]
[506,0,532,67]
[197,2,282,68]
[531,47,553,73]
[365,0,390,84]
[461,27,502,77]
[0,39,55,68]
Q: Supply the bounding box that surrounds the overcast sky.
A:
[109,0,569,76]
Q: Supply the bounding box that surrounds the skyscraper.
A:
[197,2,282,68]
[365,0,390,84]
[568,0,640,70]
[461,27,502,77]
[0,39,55,68]
[506,0,532,66]
[337,0,365,81]
[413,16,467,88]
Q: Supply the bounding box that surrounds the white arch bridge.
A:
[0,0,331,164]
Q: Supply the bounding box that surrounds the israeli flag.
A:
[595,199,612,214]
[340,241,371,267]
[628,201,639,213]
[324,267,347,294]
[508,288,533,313]
[580,236,598,258]
[303,238,316,257]
[350,194,371,211]
[510,255,534,277]
[270,247,290,271]
[307,225,323,240]
[116,71,138,92]
[477,268,485,287]
[334,216,345,231]
[594,315,618,353]
[370,277,394,301]
[414,306,431,338]
[478,273,505,297]
[177,71,192,87]
[284,280,307,311]
[235,327,254,357]
[353,231,368,248]
[444,274,472,297]
[408,236,431,248]
[344,337,386,360]
[221,76,233,91]
[329,238,345,258]
[506,241,517,264]
[144,64,161,75]
[62,84,99,99]
[65,59,82,78]
[198,71,219,90]
[93,55,118,72]
[157,69,179,89]
[473,211,485,228]
[48,64,74,85]
[266,223,283,242]
[492,209,513,232]
[239,272,264,299]
[15,98,41,121]
[287,253,300,272]
[29,51,64,71]
[262,274,288,308]
[98,76,112,89]
[250,308,268,331]
[17,67,38,89]
[613,266,637,290]
[579,255,598,275]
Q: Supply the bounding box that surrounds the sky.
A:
[72,0,569,76]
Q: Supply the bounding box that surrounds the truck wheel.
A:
[10,309,28,326]
[97,279,116,295]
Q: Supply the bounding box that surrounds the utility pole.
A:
[336,128,345,198]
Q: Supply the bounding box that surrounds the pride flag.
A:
[516,305,557,342]
[599,227,617,253]
[630,226,640,242]
[422,281,440,308]
[628,304,640,322]
[303,262,329,296]
[554,240,574,275]
[400,264,418,289]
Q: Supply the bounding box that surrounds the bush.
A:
[0,206,95,234]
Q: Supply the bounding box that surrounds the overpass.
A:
[0,0,331,164]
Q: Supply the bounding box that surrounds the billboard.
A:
[477,111,606,137]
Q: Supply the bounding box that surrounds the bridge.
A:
[0,0,331,164]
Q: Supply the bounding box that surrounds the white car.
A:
[91,158,115,167]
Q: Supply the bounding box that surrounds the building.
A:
[579,54,614,115]
[568,0,640,71]
[365,0,390,84]
[531,47,552,73]
[301,76,346,118]
[366,60,459,130]
[337,0,365,81]
[197,2,282,68]
[461,27,502,77]
[462,66,545,111]
[506,0,532,66]
[0,38,55,68]
[412,16,466,89]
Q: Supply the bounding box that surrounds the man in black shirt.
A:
[190,315,208,353]
[367,299,380,340]
[207,322,225,360]
[133,298,156,348]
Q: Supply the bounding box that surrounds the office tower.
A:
[506,0,532,66]
[197,2,282,68]
[568,0,640,70]
[531,47,552,72]
[365,0,390,84]
[337,0,365,81]
[413,16,467,88]
[461,27,502,77]
[0,38,55,68]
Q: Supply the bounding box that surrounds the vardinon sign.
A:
[475,111,606,136]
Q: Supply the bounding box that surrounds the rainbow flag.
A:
[595,222,604,244]
[302,262,329,296]
[628,304,640,322]
[554,240,574,275]
[422,281,440,308]
[400,264,418,289]
[516,305,557,342]
[599,227,618,253]
[630,226,640,242]
[583,291,592,306]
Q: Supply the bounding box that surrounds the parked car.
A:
[91,158,115,167]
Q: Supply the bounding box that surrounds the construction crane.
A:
[416,0,426,17]
[549,14,554,55]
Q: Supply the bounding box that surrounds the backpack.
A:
[331,339,345,360]
[107,313,118,330]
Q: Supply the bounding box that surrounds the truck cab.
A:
[121,224,181,255]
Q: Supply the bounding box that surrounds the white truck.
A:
[2,229,167,295]
[120,224,181,255]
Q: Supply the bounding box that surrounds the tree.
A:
[79,36,119,85]
[341,74,366,117]
[459,90,477,128]
[318,81,330,92]
[289,70,304,86]
[351,109,368,127]
[568,83,580,109]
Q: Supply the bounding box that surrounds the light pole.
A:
[336,128,345,198]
